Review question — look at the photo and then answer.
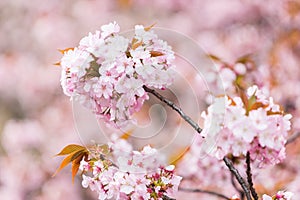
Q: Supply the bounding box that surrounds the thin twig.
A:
[223,157,252,200]
[179,187,231,200]
[162,195,176,200]
[286,132,300,145]
[143,86,203,134]
[246,152,258,200]
[230,173,245,200]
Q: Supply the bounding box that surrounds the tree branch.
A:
[162,195,176,200]
[246,152,258,200]
[143,86,203,134]
[286,132,300,145]
[230,173,245,200]
[223,157,252,200]
[179,187,231,200]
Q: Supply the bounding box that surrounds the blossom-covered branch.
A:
[143,86,203,134]
[55,21,296,200]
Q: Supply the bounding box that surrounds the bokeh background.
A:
[1,0,300,199]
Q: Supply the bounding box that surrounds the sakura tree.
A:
[54,21,298,200]
[1,1,300,200]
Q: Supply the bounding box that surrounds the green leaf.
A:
[247,93,257,111]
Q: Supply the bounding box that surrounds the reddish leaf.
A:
[70,149,87,161]
[53,145,88,179]
[250,102,268,111]
[131,38,138,45]
[120,130,133,140]
[55,144,86,156]
[267,110,283,115]
[52,152,75,177]
[207,54,222,62]
[239,90,249,110]
[144,23,156,31]
[132,40,143,50]
[227,96,237,106]
[235,54,253,64]
[58,47,74,54]
[150,51,164,57]
[72,155,85,183]
[53,61,61,66]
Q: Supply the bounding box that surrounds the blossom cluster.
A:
[201,85,292,167]
[60,22,175,127]
[262,191,294,200]
[79,137,181,200]
[206,55,268,99]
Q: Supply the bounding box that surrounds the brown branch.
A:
[246,152,258,200]
[143,86,203,134]
[286,132,300,145]
[179,187,230,200]
[162,195,175,200]
[230,173,245,200]
[223,157,252,200]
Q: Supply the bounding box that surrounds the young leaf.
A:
[239,90,249,112]
[250,102,268,111]
[53,61,61,66]
[132,40,143,50]
[120,130,133,140]
[207,54,222,62]
[72,155,85,183]
[52,152,75,177]
[247,94,257,111]
[58,47,74,54]
[53,144,89,180]
[55,144,86,156]
[150,51,164,57]
[144,23,156,31]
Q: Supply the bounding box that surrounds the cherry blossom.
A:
[201,85,292,167]
[79,137,182,200]
[59,22,175,128]
[3,1,300,200]
[262,191,294,200]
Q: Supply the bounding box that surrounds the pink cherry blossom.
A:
[201,85,292,167]
[59,22,175,128]
[79,137,182,200]
[263,191,294,200]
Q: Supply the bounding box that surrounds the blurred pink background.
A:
[1,0,300,199]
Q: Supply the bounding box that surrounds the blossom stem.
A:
[143,86,203,134]
[246,152,258,200]
[179,187,231,200]
[223,156,252,200]
[286,132,300,145]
